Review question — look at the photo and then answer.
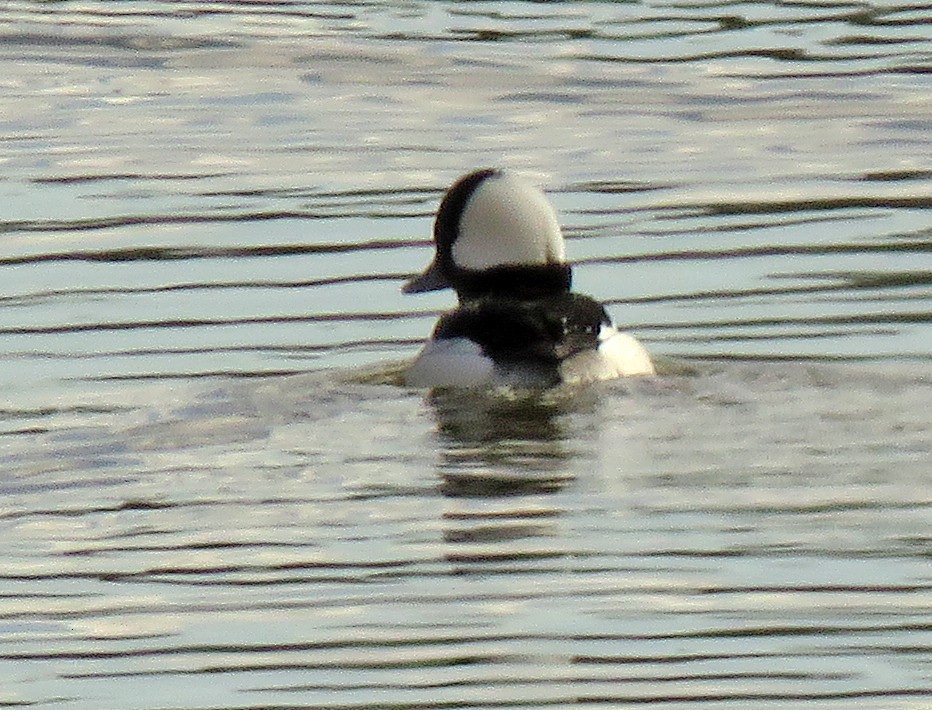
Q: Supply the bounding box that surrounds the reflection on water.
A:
[0,1,930,709]
[430,388,584,497]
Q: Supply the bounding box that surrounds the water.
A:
[1,2,930,708]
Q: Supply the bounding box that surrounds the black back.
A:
[433,292,610,370]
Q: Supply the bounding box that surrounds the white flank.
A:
[560,325,655,383]
[404,338,496,388]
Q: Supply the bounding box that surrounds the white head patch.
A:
[451,173,566,271]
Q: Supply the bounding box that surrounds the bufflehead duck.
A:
[403,168,655,388]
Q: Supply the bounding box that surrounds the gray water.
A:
[1,2,930,708]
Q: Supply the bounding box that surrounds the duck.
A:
[402,168,655,388]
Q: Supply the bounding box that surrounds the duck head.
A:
[403,169,572,302]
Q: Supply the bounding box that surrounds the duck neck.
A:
[453,263,573,303]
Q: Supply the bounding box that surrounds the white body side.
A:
[560,326,655,384]
[404,338,496,388]
[406,326,654,389]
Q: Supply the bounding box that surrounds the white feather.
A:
[405,338,495,388]
[560,325,655,384]
[452,173,565,271]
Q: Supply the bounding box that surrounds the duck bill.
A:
[402,260,450,293]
